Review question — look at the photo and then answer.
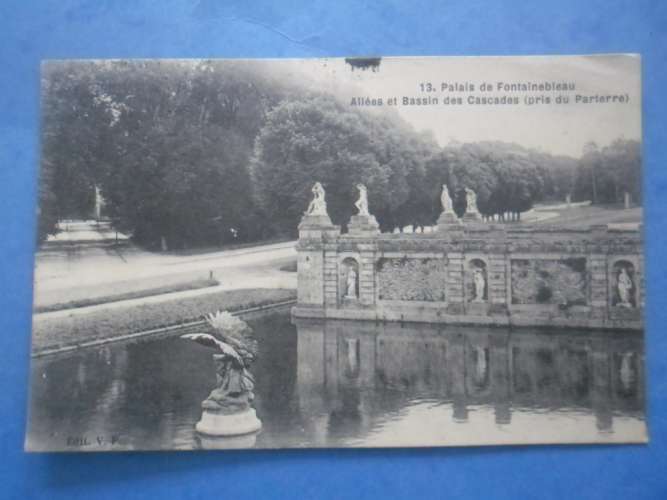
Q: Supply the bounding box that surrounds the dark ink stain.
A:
[345,57,382,72]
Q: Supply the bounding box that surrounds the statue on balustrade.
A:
[355,183,369,216]
[305,182,328,216]
[465,187,479,214]
[440,184,455,214]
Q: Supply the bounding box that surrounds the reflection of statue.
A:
[305,182,328,216]
[617,268,633,307]
[354,183,369,216]
[440,184,454,213]
[619,352,636,392]
[346,266,358,299]
[473,268,485,302]
[345,338,360,376]
[293,318,645,443]
[182,311,261,436]
[465,187,479,213]
[473,346,488,386]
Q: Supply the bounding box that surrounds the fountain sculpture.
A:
[181,311,262,438]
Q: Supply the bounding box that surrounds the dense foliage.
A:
[573,140,642,205]
[39,61,642,246]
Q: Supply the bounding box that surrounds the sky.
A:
[268,54,642,157]
[74,54,642,158]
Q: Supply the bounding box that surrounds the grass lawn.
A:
[31,288,296,354]
[33,278,220,313]
[162,236,293,256]
[531,204,642,228]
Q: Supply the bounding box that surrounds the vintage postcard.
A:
[26,54,646,451]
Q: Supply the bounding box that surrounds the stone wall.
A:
[377,257,447,301]
[293,214,644,331]
[510,257,587,305]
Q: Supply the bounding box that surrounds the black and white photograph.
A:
[26,54,645,451]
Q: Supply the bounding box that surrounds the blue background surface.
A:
[1,1,666,498]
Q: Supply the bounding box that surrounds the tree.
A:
[42,60,296,249]
[250,96,438,235]
[40,62,105,226]
[38,59,642,249]
[573,139,641,205]
[602,139,642,204]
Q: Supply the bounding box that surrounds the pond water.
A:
[26,311,647,451]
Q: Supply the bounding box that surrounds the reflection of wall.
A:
[294,318,644,437]
[376,327,449,393]
[294,223,644,330]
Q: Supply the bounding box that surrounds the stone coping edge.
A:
[291,306,643,332]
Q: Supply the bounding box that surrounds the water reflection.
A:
[26,313,646,451]
[293,319,645,446]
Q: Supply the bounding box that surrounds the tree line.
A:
[38,60,642,248]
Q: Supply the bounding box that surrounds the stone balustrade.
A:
[293,212,644,330]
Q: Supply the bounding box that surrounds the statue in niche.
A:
[305,182,328,216]
[355,183,369,216]
[465,187,479,214]
[472,268,486,302]
[440,184,455,213]
[346,265,358,299]
[617,267,634,307]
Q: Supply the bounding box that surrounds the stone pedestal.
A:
[487,252,508,316]
[194,350,262,438]
[466,301,488,316]
[297,216,340,308]
[299,214,332,227]
[348,214,380,237]
[589,253,608,319]
[196,407,262,437]
[445,252,465,315]
[357,242,378,306]
[461,210,482,223]
[436,211,461,228]
[298,214,340,239]
[197,431,259,450]
[437,212,462,238]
